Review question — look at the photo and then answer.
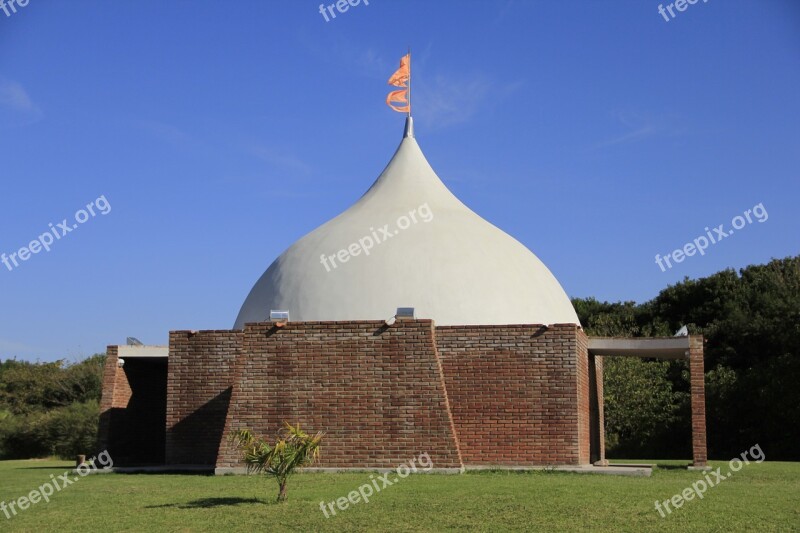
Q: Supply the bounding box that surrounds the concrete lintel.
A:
[588,337,690,359]
[116,345,169,358]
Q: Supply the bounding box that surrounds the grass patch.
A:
[0,459,797,531]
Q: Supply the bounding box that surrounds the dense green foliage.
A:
[0,355,105,459]
[575,255,800,460]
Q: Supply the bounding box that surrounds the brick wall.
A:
[97,346,128,454]
[593,355,606,464]
[576,328,590,465]
[436,324,587,466]
[689,335,707,467]
[215,320,463,469]
[98,346,132,410]
[166,330,241,465]
[103,320,601,470]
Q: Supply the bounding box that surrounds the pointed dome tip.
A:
[403,116,414,138]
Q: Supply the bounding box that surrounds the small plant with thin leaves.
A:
[230,422,324,502]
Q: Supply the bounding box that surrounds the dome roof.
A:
[234,118,580,328]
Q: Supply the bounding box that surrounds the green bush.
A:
[47,400,101,459]
[0,354,104,460]
[0,401,100,460]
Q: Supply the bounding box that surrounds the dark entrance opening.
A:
[108,357,167,465]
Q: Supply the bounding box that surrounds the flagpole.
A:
[407,47,411,118]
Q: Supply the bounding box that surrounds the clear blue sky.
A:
[1,1,798,361]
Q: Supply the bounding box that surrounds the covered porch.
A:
[588,335,708,469]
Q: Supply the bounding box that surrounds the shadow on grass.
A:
[111,470,213,476]
[17,466,213,476]
[653,464,692,471]
[146,497,268,509]
[18,465,74,470]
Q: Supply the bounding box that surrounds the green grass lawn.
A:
[0,459,797,532]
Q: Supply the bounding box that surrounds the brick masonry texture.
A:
[437,324,589,466]
[215,320,463,469]
[166,330,241,465]
[576,328,590,465]
[593,355,606,464]
[97,346,125,454]
[98,324,708,470]
[99,320,670,469]
[689,335,707,467]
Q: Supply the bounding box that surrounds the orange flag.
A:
[386,53,410,113]
[386,89,409,113]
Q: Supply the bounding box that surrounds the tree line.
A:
[0,355,105,459]
[575,255,799,460]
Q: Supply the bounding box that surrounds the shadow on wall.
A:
[100,358,168,466]
[166,388,232,466]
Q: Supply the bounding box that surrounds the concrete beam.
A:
[116,345,169,358]
[587,337,690,359]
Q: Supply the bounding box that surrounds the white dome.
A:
[234,118,580,328]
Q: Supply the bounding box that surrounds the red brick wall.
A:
[576,329,590,465]
[99,346,131,410]
[166,330,241,465]
[97,346,126,453]
[103,320,599,469]
[97,346,133,455]
[215,320,462,469]
[594,355,606,464]
[436,324,586,466]
[689,335,707,466]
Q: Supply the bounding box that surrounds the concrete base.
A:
[82,463,652,477]
[687,465,712,471]
[214,466,465,475]
[464,464,652,477]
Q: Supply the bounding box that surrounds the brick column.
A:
[688,335,707,467]
[592,355,607,466]
[96,346,132,455]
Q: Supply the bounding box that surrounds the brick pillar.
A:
[96,346,132,455]
[689,335,707,467]
[576,328,591,465]
[592,355,607,466]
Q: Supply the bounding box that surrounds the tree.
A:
[230,423,323,502]
[574,255,800,460]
